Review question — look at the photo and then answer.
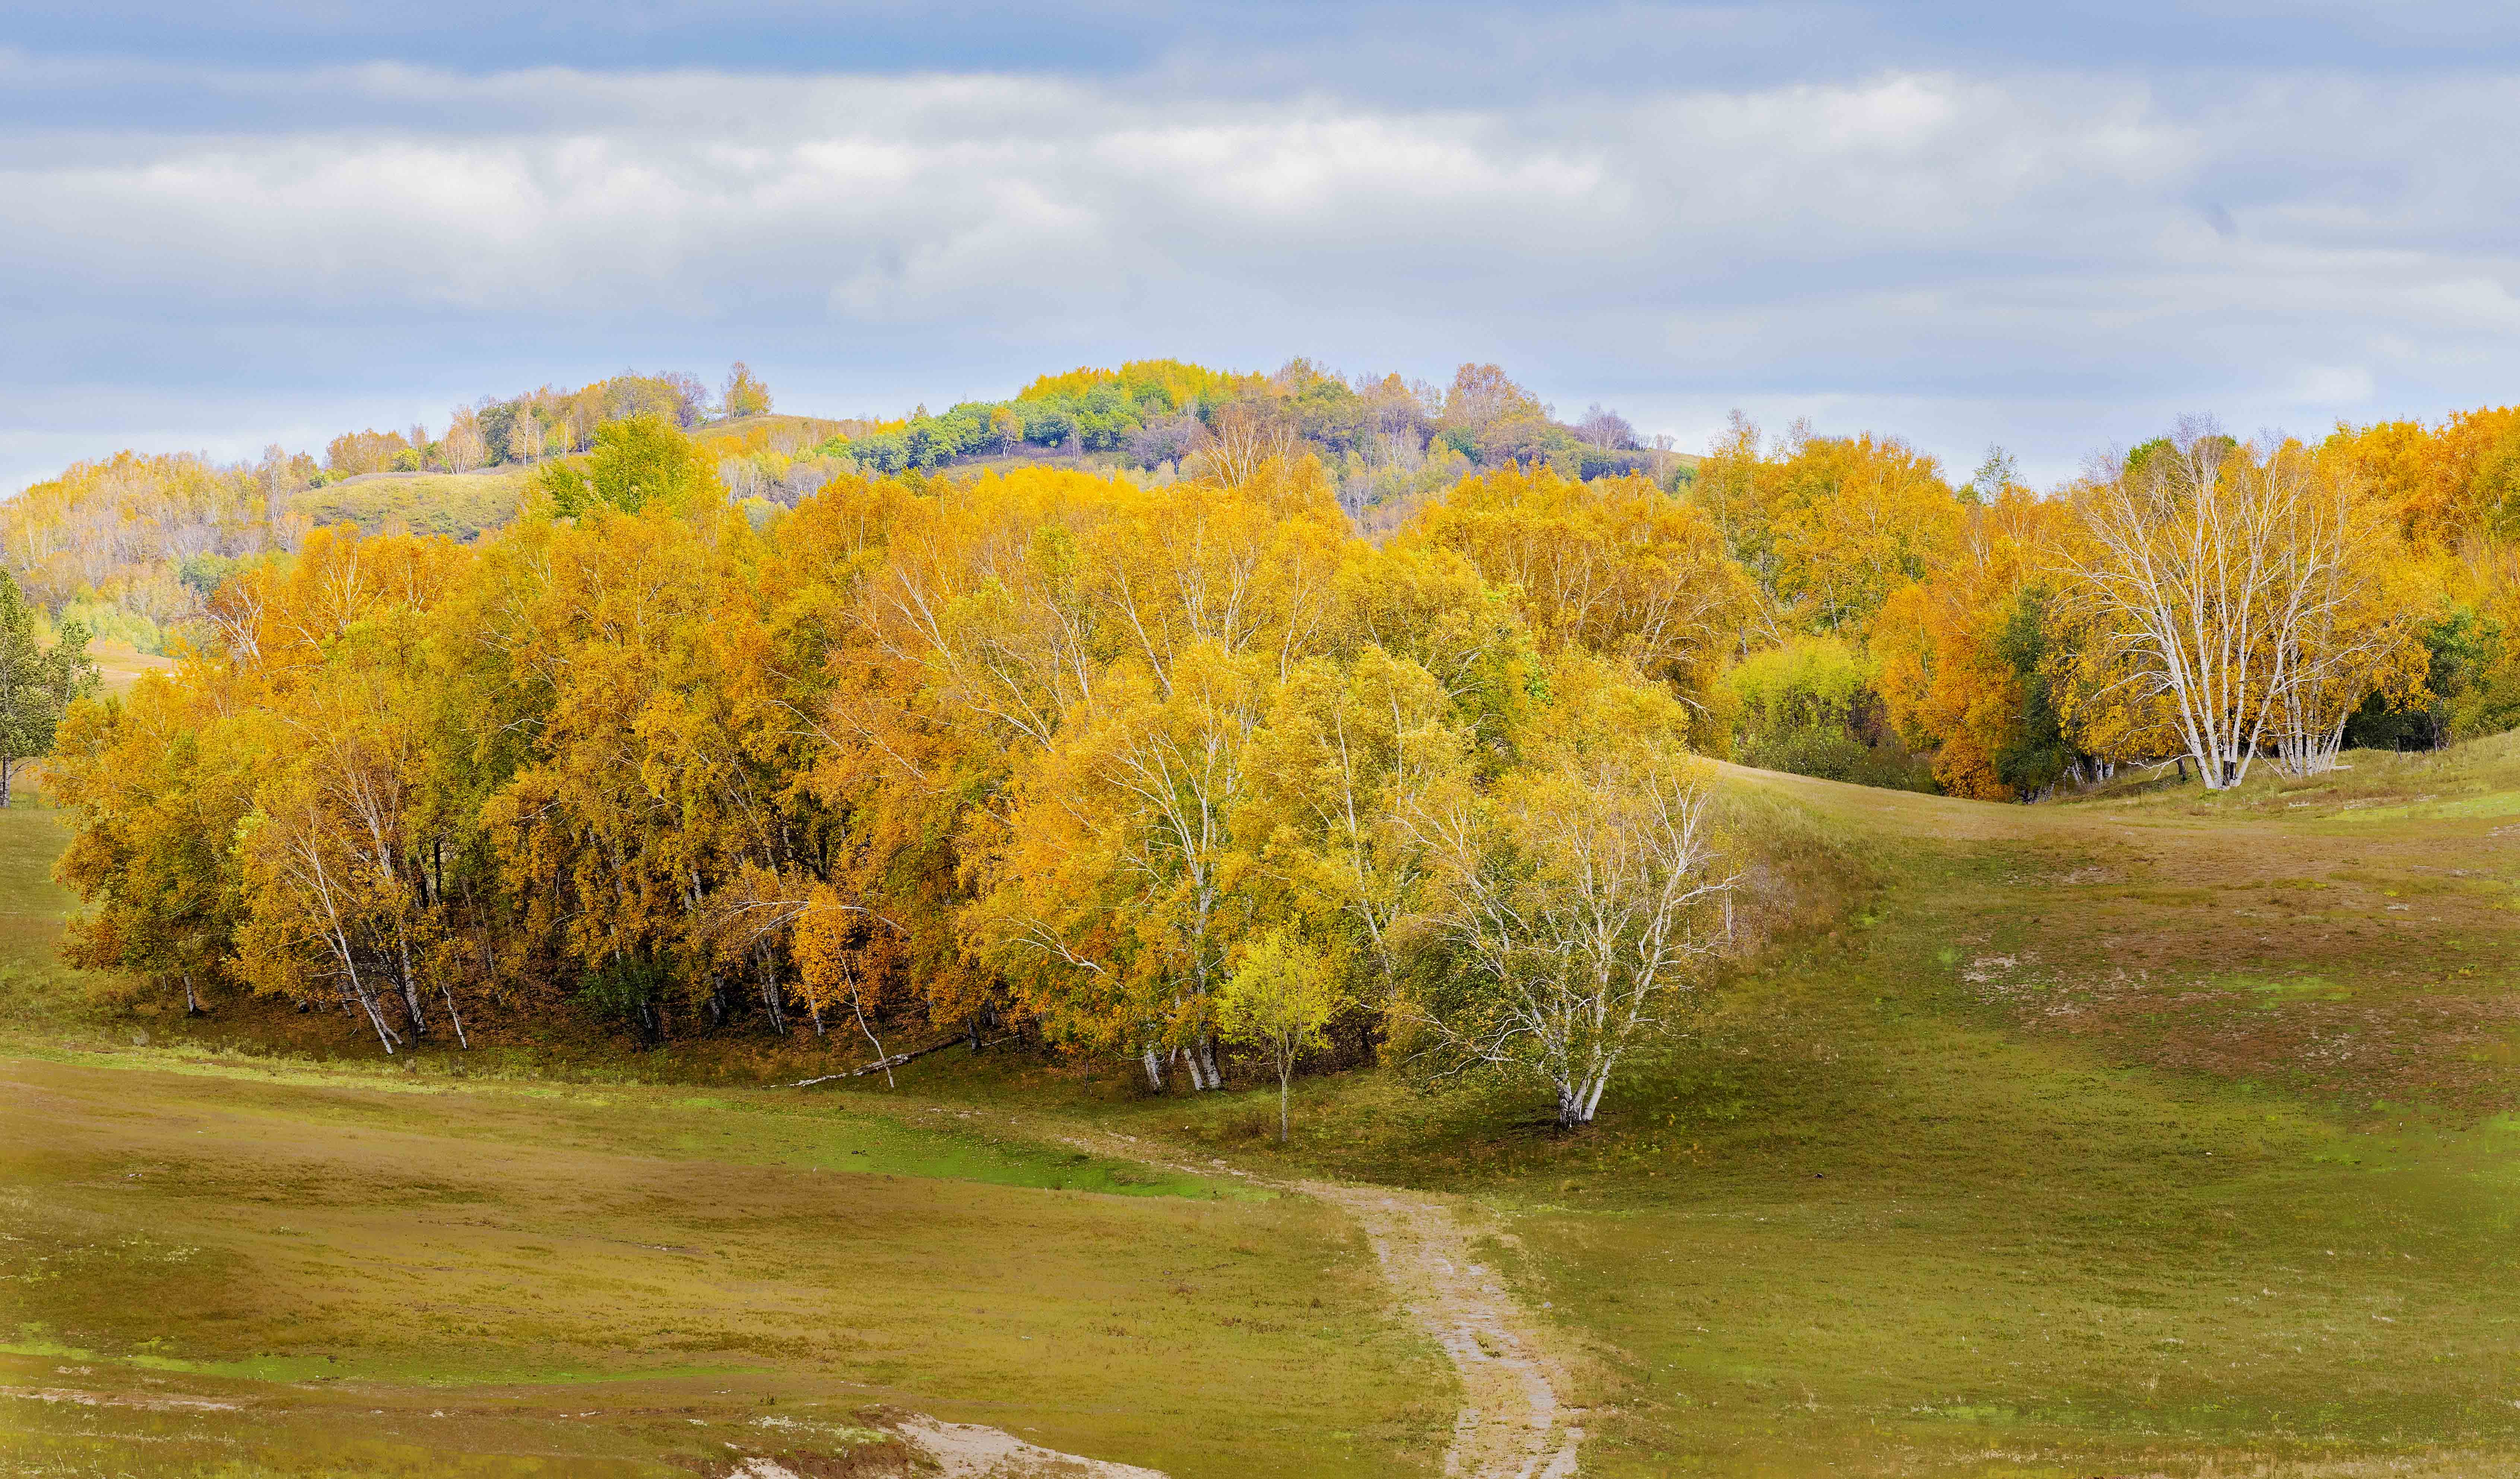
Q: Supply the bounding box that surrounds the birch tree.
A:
[2059,426,2430,786]
[1241,647,1464,997]
[976,643,1267,1090]
[442,406,488,472]
[2058,423,2329,789]
[1217,929,1339,1142]
[1400,670,1736,1127]
[2261,462,2425,776]
[235,650,460,1051]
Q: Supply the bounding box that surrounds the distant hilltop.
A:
[0,357,1693,655]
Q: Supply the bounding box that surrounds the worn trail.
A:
[1040,1120,1581,1479]
[1299,1181,1582,1479]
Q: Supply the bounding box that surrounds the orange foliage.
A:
[1873,491,2066,799]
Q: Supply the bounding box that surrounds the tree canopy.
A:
[24,361,2520,1113]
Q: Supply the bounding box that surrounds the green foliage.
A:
[1989,585,2089,794]
[1723,634,1875,737]
[1218,935,1338,1047]
[177,552,241,601]
[832,400,1020,472]
[53,598,164,657]
[2124,431,2235,481]
[825,358,1662,493]
[542,416,716,517]
[1217,930,1340,1141]
[2343,606,2520,750]
[530,459,590,514]
[576,951,673,1032]
[0,571,101,805]
[1723,636,1936,791]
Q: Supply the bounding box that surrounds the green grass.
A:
[13,744,2520,1475]
[0,804,99,1037]
[866,760,2520,1475]
[0,1054,1452,1476]
[287,470,526,540]
[0,802,1451,1476]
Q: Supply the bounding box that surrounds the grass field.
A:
[0,1052,1452,1476]
[0,814,1451,1475]
[286,470,527,541]
[9,742,2520,1476]
[88,640,176,696]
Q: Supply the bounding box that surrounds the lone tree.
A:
[0,570,101,808]
[535,415,717,519]
[1402,733,1736,1129]
[722,362,773,419]
[1217,931,1338,1143]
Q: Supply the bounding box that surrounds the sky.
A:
[5,1,2520,494]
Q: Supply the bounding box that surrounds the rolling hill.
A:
[7,741,2517,1476]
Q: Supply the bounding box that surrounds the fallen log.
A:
[793,1035,1010,1087]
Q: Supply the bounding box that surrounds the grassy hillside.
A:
[89,638,177,695]
[0,1054,1450,1477]
[286,468,529,539]
[860,755,2520,1476]
[275,417,863,543]
[0,799,1452,1475]
[692,412,859,452]
[9,740,2520,1475]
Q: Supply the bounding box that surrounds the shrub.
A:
[1722,636,1937,792]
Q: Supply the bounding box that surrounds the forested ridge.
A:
[0,358,1671,659]
[13,355,2520,1117]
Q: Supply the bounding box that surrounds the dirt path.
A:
[1298,1181,1582,1479]
[1039,1124,1582,1478]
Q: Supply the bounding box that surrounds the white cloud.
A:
[4,59,2520,491]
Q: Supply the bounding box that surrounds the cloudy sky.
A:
[6,1,2518,493]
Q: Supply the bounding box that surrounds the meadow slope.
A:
[8,741,2520,1476]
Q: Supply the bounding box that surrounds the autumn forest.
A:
[3,361,2514,1115]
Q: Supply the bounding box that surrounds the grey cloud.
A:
[13,3,2520,95]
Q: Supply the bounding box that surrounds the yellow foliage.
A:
[1688,418,1965,638]
[1398,464,1748,746]
[2326,406,2520,549]
[48,388,2511,1078]
[3,450,290,621]
[1017,359,1262,409]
